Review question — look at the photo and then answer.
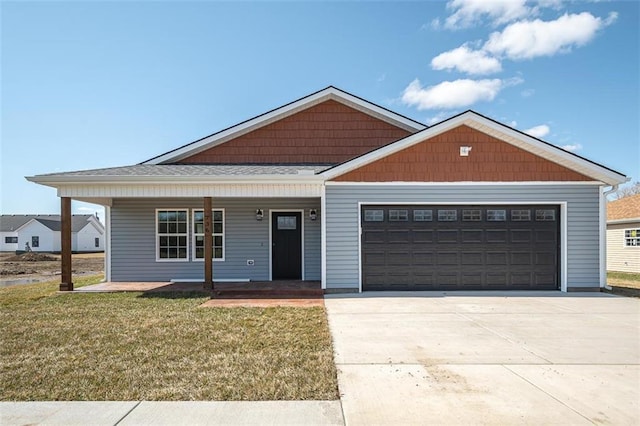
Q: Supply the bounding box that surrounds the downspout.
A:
[600,184,620,290]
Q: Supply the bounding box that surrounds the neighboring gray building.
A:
[0,214,105,253]
[27,87,627,292]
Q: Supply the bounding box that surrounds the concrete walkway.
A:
[325,291,640,425]
[0,401,344,425]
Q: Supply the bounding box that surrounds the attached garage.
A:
[361,204,560,291]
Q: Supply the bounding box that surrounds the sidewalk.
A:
[0,401,344,426]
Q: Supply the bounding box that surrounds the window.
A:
[193,209,224,260]
[487,209,506,221]
[156,209,188,261]
[462,209,482,221]
[389,209,408,221]
[536,209,556,221]
[625,229,640,247]
[5,237,18,244]
[277,216,297,230]
[364,209,384,222]
[413,209,433,222]
[438,209,457,221]
[511,209,531,221]
[95,237,100,248]
[31,236,39,248]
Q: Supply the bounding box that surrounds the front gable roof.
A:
[322,110,628,186]
[143,86,426,165]
[0,215,104,233]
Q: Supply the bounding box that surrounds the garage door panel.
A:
[461,252,483,265]
[437,230,459,243]
[362,205,559,291]
[487,230,508,243]
[462,230,483,243]
[363,230,385,244]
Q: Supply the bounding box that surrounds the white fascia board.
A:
[27,174,326,186]
[143,87,425,165]
[321,111,627,186]
[607,218,640,225]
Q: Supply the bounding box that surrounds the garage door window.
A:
[487,209,506,221]
[438,210,457,221]
[413,209,433,221]
[364,209,384,222]
[536,209,556,221]
[462,209,482,221]
[511,209,531,221]
[389,209,408,221]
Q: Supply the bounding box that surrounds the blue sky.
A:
[2,1,638,221]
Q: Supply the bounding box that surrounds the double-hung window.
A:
[156,209,189,261]
[193,209,225,261]
[625,229,639,247]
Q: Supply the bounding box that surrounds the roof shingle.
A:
[607,193,640,221]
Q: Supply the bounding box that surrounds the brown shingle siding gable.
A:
[175,100,413,165]
[332,125,593,182]
[608,194,640,221]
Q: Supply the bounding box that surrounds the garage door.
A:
[361,205,559,291]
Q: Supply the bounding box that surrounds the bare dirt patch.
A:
[0,252,104,284]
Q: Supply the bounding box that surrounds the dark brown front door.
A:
[272,212,302,280]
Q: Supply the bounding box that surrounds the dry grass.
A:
[0,276,338,401]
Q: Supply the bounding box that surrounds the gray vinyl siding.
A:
[325,184,602,290]
[111,198,320,282]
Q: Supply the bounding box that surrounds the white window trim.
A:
[155,208,190,262]
[191,209,226,262]
[623,228,640,248]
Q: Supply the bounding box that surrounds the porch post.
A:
[60,197,73,291]
[204,197,213,290]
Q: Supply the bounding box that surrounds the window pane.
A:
[487,210,506,221]
[194,223,204,234]
[213,223,223,234]
[196,247,204,258]
[194,211,204,222]
[177,211,187,221]
[277,216,297,230]
[511,209,531,221]
[389,209,408,221]
[214,248,223,258]
[166,211,176,221]
[214,236,223,247]
[214,210,223,221]
[364,209,384,222]
[462,209,482,221]
[536,209,556,221]
[178,223,187,233]
[413,210,432,221]
[158,211,168,222]
[160,249,168,259]
[438,210,457,221]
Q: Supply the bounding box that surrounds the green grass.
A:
[0,276,338,401]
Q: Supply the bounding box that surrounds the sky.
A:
[2,0,638,222]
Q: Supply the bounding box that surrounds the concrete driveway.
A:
[325,292,640,425]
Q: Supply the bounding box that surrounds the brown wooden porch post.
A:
[204,197,213,291]
[60,197,73,291]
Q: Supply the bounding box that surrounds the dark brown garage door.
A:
[361,205,559,291]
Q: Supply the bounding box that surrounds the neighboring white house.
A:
[0,214,105,253]
[607,194,640,273]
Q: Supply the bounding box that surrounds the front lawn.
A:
[607,271,640,289]
[0,276,338,401]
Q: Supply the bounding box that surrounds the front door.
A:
[272,211,302,280]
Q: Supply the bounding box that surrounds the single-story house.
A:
[606,194,640,273]
[0,214,105,253]
[27,87,628,292]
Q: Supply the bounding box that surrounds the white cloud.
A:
[402,78,508,110]
[444,0,532,29]
[484,12,617,60]
[431,45,502,75]
[521,88,535,97]
[524,124,550,138]
[560,143,583,152]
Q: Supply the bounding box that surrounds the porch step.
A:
[211,281,323,299]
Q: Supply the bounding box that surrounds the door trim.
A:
[269,209,305,281]
[358,201,567,293]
